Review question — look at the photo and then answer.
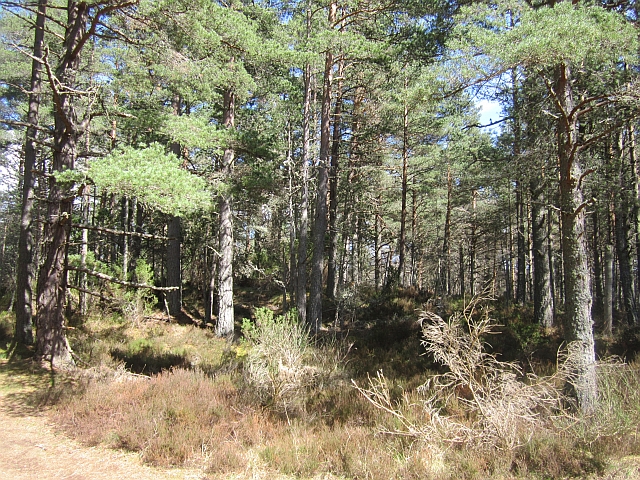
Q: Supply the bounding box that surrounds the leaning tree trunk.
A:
[216,88,235,337]
[556,62,597,414]
[15,0,47,348]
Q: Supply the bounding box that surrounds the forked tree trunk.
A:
[15,0,47,348]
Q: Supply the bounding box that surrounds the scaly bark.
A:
[555,62,597,413]
[216,88,235,337]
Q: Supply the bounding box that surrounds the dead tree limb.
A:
[71,223,173,241]
[67,266,179,291]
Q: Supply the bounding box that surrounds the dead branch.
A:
[71,223,173,241]
[67,266,179,291]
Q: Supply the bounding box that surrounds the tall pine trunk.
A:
[555,62,597,413]
[308,1,336,333]
[36,1,92,368]
[531,179,554,328]
[296,64,312,324]
[15,0,47,348]
[216,88,235,337]
[326,59,344,301]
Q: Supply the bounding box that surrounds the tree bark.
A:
[440,163,452,295]
[308,1,336,333]
[531,179,554,328]
[555,62,597,413]
[166,215,182,316]
[15,0,47,348]
[296,4,313,325]
[216,88,235,337]
[326,58,344,301]
[603,244,614,336]
[516,180,527,304]
[36,1,93,368]
[613,131,639,325]
[398,78,410,287]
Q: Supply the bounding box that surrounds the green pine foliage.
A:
[89,143,211,216]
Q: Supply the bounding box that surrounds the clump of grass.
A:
[241,307,351,415]
[67,315,227,374]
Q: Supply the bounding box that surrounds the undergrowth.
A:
[2,289,640,479]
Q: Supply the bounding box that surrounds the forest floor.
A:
[2,359,640,480]
[0,359,209,480]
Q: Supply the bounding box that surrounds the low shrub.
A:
[241,308,317,413]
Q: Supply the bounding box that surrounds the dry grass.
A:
[3,290,640,479]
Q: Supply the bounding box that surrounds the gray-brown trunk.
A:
[308,2,336,333]
[15,0,47,347]
[216,89,235,337]
[556,63,597,413]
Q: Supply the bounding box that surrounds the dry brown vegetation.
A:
[2,292,640,479]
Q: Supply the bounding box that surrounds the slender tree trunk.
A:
[411,189,418,286]
[216,88,235,337]
[296,4,313,324]
[604,244,614,336]
[122,197,130,280]
[531,180,554,328]
[79,186,89,316]
[398,79,409,287]
[470,190,478,296]
[516,181,527,304]
[440,163,452,295]
[308,1,336,333]
[459,242,465,297]
[614,131,639,325]
[326,58,344,301]
[555,62,597,413]
[591,210,604,322]
[166,215,182,316]
[512,65,526,305]
[165,97,184,317]
[15,0,47,348]
[375,208,382,291]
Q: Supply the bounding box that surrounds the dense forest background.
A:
[2,1,640,478]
